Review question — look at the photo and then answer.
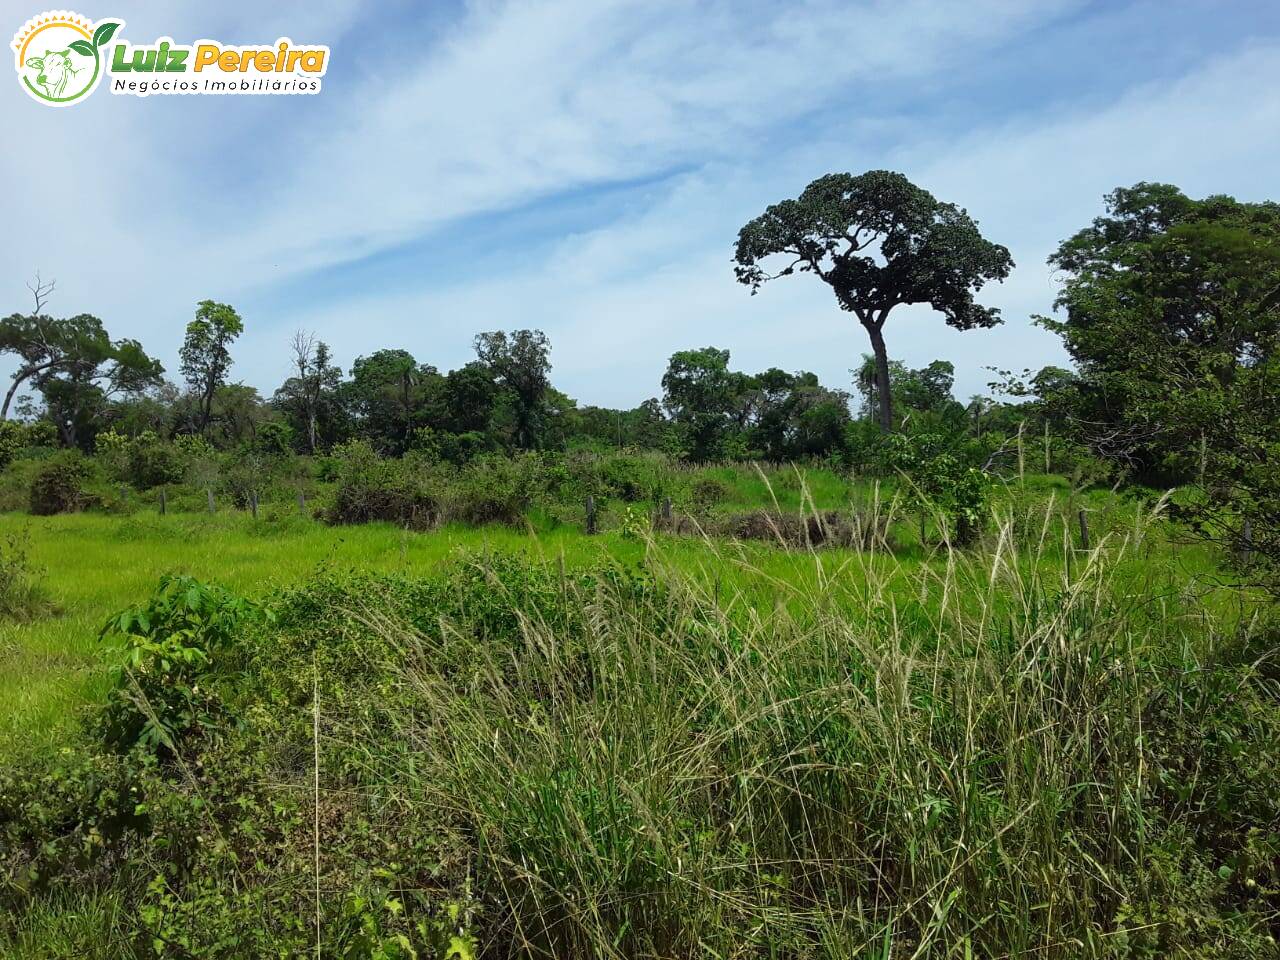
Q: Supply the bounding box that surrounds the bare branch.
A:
[25,270,55,314]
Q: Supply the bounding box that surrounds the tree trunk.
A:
[864,320,893,432]
[1,375,26,420]
[2,361,57,419]
[198,384,215,434]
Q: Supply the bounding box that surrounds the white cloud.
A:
[1,0,1276,411]
[252,39,1280,407]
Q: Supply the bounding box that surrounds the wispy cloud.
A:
[2,0,1276,408]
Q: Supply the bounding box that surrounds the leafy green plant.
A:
[322,439,439,527]
[96,430,187,490]
[619,504,650,540]
[441,454,538,527]
[97,575,267,754]
[0,421,45,470]
[884,432,990,544]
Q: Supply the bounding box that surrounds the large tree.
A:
[474,330,551,450]
[1044,183,1280,572]
[35,335,163,448]
[734,170,1012,432]
[345,349,437,454]
[0,275,163,441]
[1,274,161,423]
[661,347,750,461]
[437,361,499,436]
[277,330,341,453]
[1042,183,1280,474]
[179,300,243,435]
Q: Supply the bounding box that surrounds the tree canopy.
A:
[734,170,1012,432]
[179,300,243,435]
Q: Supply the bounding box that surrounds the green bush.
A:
[597,453,669,502]
[689,474,728,508]
[252,421,294,457]
[884,432,991,544]
[322,440,439,527]
[0,422,41,470]
[442,453,540,526]
[29,453,96,516]
[96,574,268,755]
[96,430,188,490]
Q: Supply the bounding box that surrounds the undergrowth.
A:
[1,502,1277,957]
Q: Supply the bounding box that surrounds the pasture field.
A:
[0,472,1176,761]
[1,474,1276,958]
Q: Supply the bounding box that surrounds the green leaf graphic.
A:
[69,39,94,57]
[93,21,120,48]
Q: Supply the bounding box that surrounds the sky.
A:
[4,0,1280,410]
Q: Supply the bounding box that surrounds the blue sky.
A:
[5,0,1280,408]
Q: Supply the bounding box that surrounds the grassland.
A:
[0,471,1188,760]
[1,471,1275,957]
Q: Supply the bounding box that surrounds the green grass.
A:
[0,510,613,760]
[5,478,1274,957]
[3,482,1272,957]
[0,475,1228,764]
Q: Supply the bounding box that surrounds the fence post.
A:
[585,495,597,535]
[1077,509,1090,551]
[1242,519,1254,565]
[207,488,216,514]
[661,497,672,524]
[1016,420,1026,481]
[297,490,306,514]
[158,489,167,515]
[250,491,259,520]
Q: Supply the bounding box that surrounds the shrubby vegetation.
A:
[2,515,1277,957]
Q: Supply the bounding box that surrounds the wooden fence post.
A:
[1077,509,1090,551]
[585,495,597,535]
[297,491,307,514]
[1016,420,1026,480]
[158,489,167,515]
[207,488,216,514]
[250,491,259,520]
[661,497,672,525]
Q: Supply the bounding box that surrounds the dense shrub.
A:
[0,421,51,470]
[441,453,539,526]
[29,453,96,516]
[597,452,670,502]
[322,440,439,527]
[252,421,294,457]
[96,430,196,490]
[884,432,991,544]
[689,474,728,508]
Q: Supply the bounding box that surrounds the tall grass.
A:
[328,495,1272,957]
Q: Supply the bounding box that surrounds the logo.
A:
[11,11,119,105]
[12,11,329,106]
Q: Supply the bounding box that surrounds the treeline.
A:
[2,174,1277,575]
[0,290,1034,467]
